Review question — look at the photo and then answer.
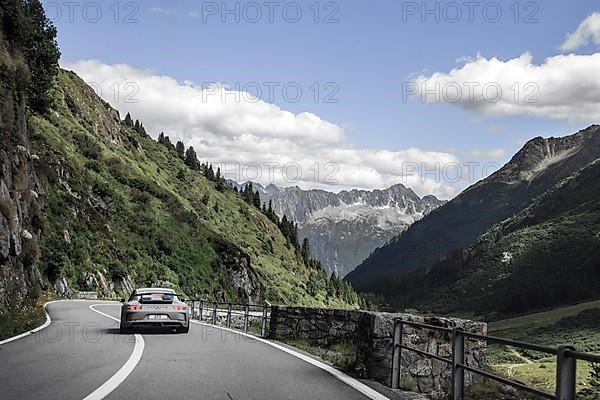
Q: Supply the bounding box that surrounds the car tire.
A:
[120,324,131,334]
[178,326,189,334]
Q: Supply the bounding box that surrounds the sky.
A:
[44,0,600,199]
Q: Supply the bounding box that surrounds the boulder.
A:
[55,277,69,296]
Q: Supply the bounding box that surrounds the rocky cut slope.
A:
[0,0,59,303]
[231,182,444,277]
[0,57,46,302]
[347,126,600,296]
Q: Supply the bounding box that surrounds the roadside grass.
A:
[0,294,47,341]
[281,338,362,374]
[485,300,600,394]
[488,300,600,335]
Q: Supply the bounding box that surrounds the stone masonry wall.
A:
[269,306,487,397]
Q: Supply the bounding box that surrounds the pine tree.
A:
[279,215,290,244]
[124,113,133,126]
[216,168,224,191]
[134,119,140,132]
[175,141,185,159]
[253,190,261,209]
[157,132,173,148]
[243,183,254,206]
[207,164,215,181]
[266,200,278,224]
[184,146,199,170]
[20,0,61,114]
[301,238,311,266]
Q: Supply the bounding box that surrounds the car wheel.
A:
[178,326,189,334]
[120,324,131,334]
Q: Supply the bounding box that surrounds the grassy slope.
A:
[487,301,600,393]
[29,69,352,307]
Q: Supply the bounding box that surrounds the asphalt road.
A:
[0,301,375,400]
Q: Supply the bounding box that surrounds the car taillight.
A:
[173,305,187,311]
[127,305,142,311]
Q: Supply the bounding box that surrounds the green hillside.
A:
[485,302,600,395]
[26,69,358,307]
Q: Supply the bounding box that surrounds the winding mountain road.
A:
[0,301,384,400]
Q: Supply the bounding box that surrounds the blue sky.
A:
[46,1,600,198]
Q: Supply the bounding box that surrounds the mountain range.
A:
[346,125,600,318]
[229,181,445,277]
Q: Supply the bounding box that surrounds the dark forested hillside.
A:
[389,159,600,319]
[347,126,600,300]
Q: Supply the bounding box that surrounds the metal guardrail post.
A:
[452,328,465,400]
[261,305,268,338]
[244,304,250,332]
[227,304,232,328]
[556,345,576,400]
[391,319,403,390]
[212,302,217,325]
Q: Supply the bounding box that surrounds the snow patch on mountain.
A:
[229,180,445,277]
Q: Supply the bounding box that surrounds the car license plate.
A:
[148,314,168,320]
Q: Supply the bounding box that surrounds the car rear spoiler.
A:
[139,293,180,303]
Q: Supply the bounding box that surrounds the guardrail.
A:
[391,319,600,400]
[187,300,271,338]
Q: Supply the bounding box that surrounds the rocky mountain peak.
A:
[485,125,600,186]
[231,181,445,277]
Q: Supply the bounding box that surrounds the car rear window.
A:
[135,293,176,303]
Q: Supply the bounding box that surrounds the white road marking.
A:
[84,303,145,400]
[0,300,62,346]
[190,320,391,400]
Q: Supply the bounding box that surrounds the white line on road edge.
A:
[190,320,391,400]
[0,300,62,346]
[84,304,145,400]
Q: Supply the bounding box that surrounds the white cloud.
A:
[410,52,600,123]
[560,12,600,51]
[150,7,178,16]
[62,60,494,199]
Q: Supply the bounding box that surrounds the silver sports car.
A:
[120,288,190,333]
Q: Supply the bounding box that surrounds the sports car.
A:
[120,288,190,333]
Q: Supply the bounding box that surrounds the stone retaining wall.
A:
[269,306,487,397]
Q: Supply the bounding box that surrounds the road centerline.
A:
[84,304,145,400]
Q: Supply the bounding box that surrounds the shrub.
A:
[0,293,46,341]
[0,199,17,230]
[578,363,600,400]
[398,377,417,392]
